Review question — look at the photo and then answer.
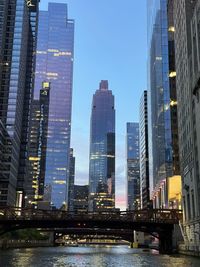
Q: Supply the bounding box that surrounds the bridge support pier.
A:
[53,231,57,246]
[129,231,138,248]
[159,230,173,254]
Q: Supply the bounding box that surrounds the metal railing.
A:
[0,207,183,224]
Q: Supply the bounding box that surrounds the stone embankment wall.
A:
[178,244,200,257]
[0,239,53,249]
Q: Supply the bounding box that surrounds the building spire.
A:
[99,80,108,90]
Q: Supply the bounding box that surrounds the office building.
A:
[74,185,88,213]
[0,120,12,206]
[173,0,200,250]
[89,80,115,211]
[34,3,74,208]
[147,0,181,209]
[68,148,75,212]
[126,122,140,211]
[0,0,40,206]
[139,91,150,209]
[28,82,50,207]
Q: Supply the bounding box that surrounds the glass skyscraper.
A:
[34,3,74,208]
[126,122,140,211]
[89,81,115,211]
[147,0,181,209]
[139,91,150,209]
[0,0,40,206]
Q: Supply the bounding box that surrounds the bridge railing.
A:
[0,207,182,224]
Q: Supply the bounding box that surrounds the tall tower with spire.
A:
[89,81,115,211]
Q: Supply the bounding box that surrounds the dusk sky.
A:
[40,0,147,210]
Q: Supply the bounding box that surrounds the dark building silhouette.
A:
[28,82,50,207]
[74,185,89,213]
[139,91,150,209]
[0,120,12,205]
[68,148,75,211]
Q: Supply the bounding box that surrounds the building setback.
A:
[0,0,40,207]
[89,80,115,211]
[126,122,140,211]
[34,3,74,208]
[139,91,150,209]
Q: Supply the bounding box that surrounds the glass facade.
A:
[148,0,172,207]
[89,81,115,211]
[126,122,140,211]
[147,0,181,208]
[139,91,150,209]
[34,3,74,208]
[0,0,40,206]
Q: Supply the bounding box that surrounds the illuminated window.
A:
[169,71,176,78]
[168,26,175,32]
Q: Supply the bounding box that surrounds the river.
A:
[0,246,200,267]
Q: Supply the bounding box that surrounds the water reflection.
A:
[0,246,200,267]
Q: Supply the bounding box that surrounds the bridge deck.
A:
[0,207,182,223]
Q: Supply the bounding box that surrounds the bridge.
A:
[0,207,183,254]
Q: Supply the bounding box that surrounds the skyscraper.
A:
[89,80,115,211]
[34,3,74,208]
[74,185,89,213]
[147,0,181,209]
[139,91,150,209]
[126,122,140,211]
[0,0,40,207]
[68,148,75,212]
[173,0,200,250]
[28,82,50,207]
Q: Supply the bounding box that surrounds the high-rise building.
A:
[126,122,140,211]
[89,80,115,211]
[28,82,50,207]
[34,3,74,208]
[74,185,89,213]
[147,0,181,209]
[173,0,200,250]
[0,120,12,206]
[0,0,40,207]
[139,91,150,209]
[68,148,75,212]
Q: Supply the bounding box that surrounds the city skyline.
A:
[39,0,147,210]
[1,0,200,257]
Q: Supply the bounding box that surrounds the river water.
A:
[0,246,200,267]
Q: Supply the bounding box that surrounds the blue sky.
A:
[39,0,147,210]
